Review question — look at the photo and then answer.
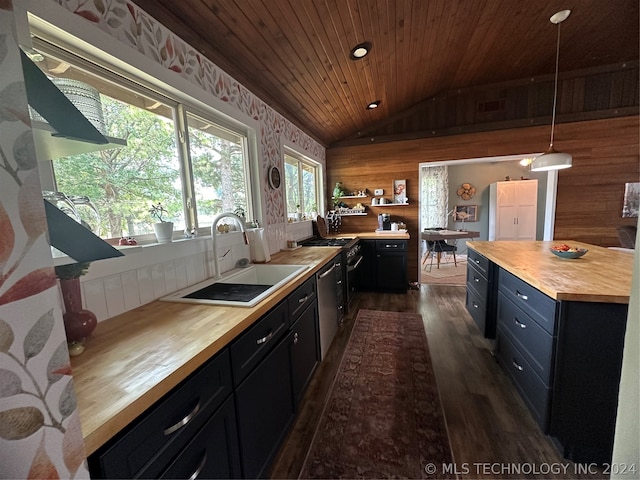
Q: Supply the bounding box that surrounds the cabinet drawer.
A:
[497,292,554,384]
[466,286,486,335]
[496,330,551,430]
[231,301,288,385]
[376,239,407,251]
[498,269,557,334]
[467,249,489,276]
[288,275,316,321]
[467,262,488,299]
[158,395,241,479]
[92,350,233,479]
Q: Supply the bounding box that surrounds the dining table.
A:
[421,229,481,271]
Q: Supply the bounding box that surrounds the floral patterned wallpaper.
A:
[0,2,87,478]
[1,0,325,476]
[53,0,325,226]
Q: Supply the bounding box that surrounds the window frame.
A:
[283,147,321,219]
[29,33,256,244]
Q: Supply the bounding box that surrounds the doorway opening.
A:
[417,153,559,282]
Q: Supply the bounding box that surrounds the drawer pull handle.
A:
[319,264,336,279]
[293,332,299,345]
[337,280,342,285]
[514,318,527,329]
[163,401,201,436]
[512,359,524,372]
[473,276,480,283]
[298,294,309,304]
[515,290,529,301]
[474,259,480,264]
[472,302,479,309]
[385,244,398,248]
[256,330,274,345]
[188,453,207,480]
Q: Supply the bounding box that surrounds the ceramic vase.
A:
[153,221,174,243]
[60,277,97,343]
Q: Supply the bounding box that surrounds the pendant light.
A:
[531,10,572,172]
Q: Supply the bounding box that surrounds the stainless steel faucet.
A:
[211,212,249,279]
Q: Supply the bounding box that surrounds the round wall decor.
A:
[268,165,281,189]
[457,183,476,200]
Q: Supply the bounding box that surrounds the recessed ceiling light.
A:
[366,100,380,109]
[350,42,371,60]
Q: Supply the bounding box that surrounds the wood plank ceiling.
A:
[132,0,639,147]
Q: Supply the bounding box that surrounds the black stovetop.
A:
[299,237,355,247]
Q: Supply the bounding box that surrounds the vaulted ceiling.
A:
[132,0,639,146]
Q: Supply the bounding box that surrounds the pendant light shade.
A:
[531,10,572,172]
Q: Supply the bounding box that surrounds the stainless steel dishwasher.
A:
[317,259,339,360]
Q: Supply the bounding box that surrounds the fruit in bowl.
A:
[550,244,588,259]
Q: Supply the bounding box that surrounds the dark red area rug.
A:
[299,309,455,479]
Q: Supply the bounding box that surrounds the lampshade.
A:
[531,9,572,172]
[530,146,572,171]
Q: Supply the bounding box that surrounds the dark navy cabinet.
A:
[89,274,321,479]
[465,249,497,338]
[493,266,628,464]
[89,350,240,479]
[358,239,407,292]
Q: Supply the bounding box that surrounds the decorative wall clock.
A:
[268,165,281,189]
[456,183,476,200]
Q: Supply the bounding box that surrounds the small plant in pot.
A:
[55,262,95,356]
[149,202,174,243]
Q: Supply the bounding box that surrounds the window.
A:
[31,37,252,241]
[186,112,250,230]
[284,149,320,219]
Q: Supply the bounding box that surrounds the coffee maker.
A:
[378,213,391,230]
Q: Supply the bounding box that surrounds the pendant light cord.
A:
[549,21,562,148]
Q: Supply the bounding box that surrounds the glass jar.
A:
[68,195,101,235]
[42,191,80,222]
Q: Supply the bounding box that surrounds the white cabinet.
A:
[489,180,538,241]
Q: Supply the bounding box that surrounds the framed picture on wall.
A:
[455,205,478,222]
[393,179,407,203]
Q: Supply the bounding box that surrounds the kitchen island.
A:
[467,240,633,464]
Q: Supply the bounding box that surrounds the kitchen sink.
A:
[160,264,309,307]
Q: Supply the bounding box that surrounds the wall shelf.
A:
[338,212,368,216]
[371,203,409,207]
[335,195,369,199]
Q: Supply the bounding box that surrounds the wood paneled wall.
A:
[326,116,639,283]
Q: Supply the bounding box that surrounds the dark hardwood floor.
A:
[269,286,607,479]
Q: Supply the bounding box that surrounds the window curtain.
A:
[420,165,449,229]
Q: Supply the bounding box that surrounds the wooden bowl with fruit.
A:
[550,244,588,259]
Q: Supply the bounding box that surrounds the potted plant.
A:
[55,262,95,356]
[149,202,174,243]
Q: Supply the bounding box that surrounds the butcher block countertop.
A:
[71,247,340,455]
[336,231,410,240]
[467,240,633,304]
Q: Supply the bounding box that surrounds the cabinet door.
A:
[376,252,407,292]
[158,396,241,479]
[514,204,537,240]
[290,302,319,406]
[495,204,518,240]
[235,335,295,479]
[356,239,377,291]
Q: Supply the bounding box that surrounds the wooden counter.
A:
[350,231,410,240]
[467,240,633,304]
[71,247,339,455]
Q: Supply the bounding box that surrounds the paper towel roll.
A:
[247,228,270,263]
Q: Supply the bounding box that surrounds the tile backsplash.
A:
[77,221,313,322]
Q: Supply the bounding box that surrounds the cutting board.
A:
[313,216,327,238]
